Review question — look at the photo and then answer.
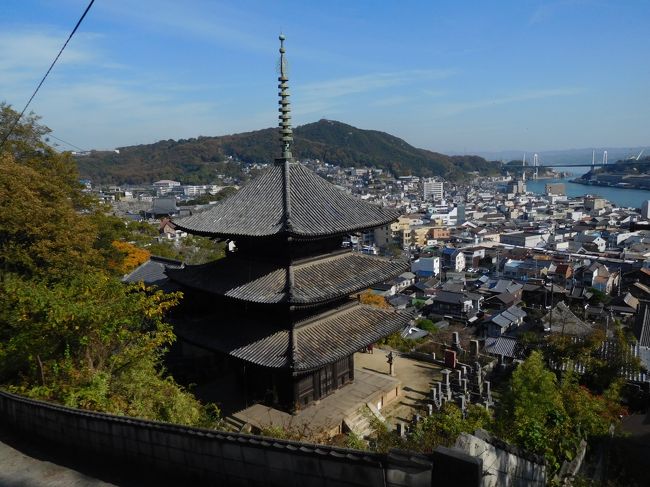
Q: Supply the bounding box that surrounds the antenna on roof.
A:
[278,34,293,161]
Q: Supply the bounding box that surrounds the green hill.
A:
[75,119,502,185]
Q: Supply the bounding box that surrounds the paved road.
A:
[0,428,117,487]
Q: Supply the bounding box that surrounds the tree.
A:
[416,318,438,333]
[0,272,216,425]
[543,322,641,395]
[367,403,490,454]
[582,322,641,394]
[497,351,565,467]
[359,290,390,308]
[0,153,99,278]
[496,351,622,473]
[110,240,151,274]
[0,104,219,427]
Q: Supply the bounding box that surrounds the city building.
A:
[584,196,607,211]
[545,183,566,195]
[508,179,526,195]
[411,256,440,277]
[423,179,443,201]
[642,200,650,219]
[153,180,181,195]
[499,231,547,248]
[441,247,465,272]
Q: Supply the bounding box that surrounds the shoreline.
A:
[570,179,650,192]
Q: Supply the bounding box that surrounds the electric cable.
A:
[0,0,96,151]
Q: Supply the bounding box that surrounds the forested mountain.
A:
[75,119,502,184]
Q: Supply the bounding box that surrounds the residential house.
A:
[411,256,440,277]
[428,290,483,320]
[575,261,619,294]
[487,305,527,338]
[484,336,525,360]
[548,262,573,286]
[542,301,593,336]
[388,295,411,310]
[158,218,187,242]
[608,293,639,317]
[369,282,397,297]
[502,259,551,281]
[571,233,607,253]
[393,272,416,292]
[521,282,566,308]
[462,248,485,270]
[500,231,547,248]
[441,247,465,272]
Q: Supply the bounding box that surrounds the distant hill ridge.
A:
[75,119,502,185]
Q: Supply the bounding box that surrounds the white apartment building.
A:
[183,185,206,197]
[153,180,181,195]
[423,179,444,201]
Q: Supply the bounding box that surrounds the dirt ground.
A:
[354,348,443,425]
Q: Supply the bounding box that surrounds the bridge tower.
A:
[603,150,608,165]
[533,153,539,179]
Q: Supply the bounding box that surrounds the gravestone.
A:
[441,369,452,401]
[470,340,479,358]
[444,349,457,369]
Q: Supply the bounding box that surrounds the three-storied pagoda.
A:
[169,36,412,412]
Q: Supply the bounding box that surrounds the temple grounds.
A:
[354,349,444,426]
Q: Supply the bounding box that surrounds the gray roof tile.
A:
[166,251,407,305]
[173,163,398,239]
[122,256,184,290]
[173,303,414,371]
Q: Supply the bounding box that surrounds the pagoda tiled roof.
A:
[166,251,408,305]
[173,162,399,239]
[173,302,414,371]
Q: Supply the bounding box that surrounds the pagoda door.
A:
[319,366,334,399]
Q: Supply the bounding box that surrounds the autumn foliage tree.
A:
[110,240,151,274]
[359,290,390,308]
[0,104,217,426]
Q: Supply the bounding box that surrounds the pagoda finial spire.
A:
[278,34,293,161]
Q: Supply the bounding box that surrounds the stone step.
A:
[223,415,247,432]
[366,402,385,423]
[343,405,374,438]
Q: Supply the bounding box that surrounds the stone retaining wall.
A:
[0,390,481,486]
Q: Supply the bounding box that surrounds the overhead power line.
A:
[47,134,87,152]
[0,0,96,152]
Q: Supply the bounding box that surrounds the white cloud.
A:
[529,0,588,25]
[299,69,456,99]
[0,26,232,149]
[293,69,456,116]
[370,95,413,108]
[96,0,270,52]
[433,88,583,116]
[31,79,226,149]
[0,29,104,95]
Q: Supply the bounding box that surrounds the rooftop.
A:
[166,251,407,305]
[173,302,414,371]
[174,162,399,240]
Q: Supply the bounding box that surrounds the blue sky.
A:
[1,0,649,153]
